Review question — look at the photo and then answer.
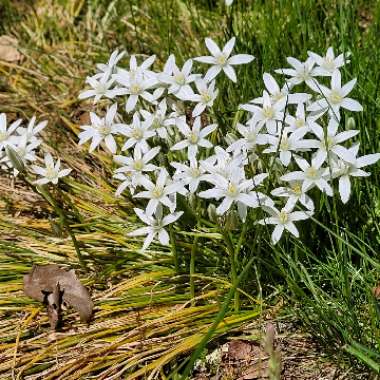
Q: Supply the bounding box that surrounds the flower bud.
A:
[225,132,237,146]
[346,117,356,130]
[225,210,240,231]
[188,193,197,210]
[207,203,218,223]
[5,145,25,174]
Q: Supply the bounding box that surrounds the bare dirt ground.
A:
[192,320,371,380]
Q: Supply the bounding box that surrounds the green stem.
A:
[180,253,256,380]
[38,185,86,270]
[221,229,239,312]
[190,236,198,306]
[21,174,86,269]
[169,226,179,273]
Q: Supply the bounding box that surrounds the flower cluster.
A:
[78,41,379,248]
[0,114,71,184]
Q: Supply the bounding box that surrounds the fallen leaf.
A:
[24,264,93,329]
[373,284,380,299]
[46,282,62,330]
[228,340,253,361]
[241,363,269,379]
[0,35,22,62]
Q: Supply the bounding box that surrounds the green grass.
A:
[0,0,379,378]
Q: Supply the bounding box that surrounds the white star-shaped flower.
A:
[240,90,286,135]
[140,99,175,139]
[331,144,380,203]
[194,37,254,83]
[114,146,160,187]
[185,79,219,117]
[271,181,314,211]
[128,206,183,251]
[78,70,115,103]
[275,57,318,88]
[16,115,47,144]
[258,205,312,244]
[263,127,318,166]
[199,169,268,216]
[285,103,324,133]
[280,156,332,196]
[171,157,207,193]
[78,104,121,154]
[308,47,348,77]
[307,70,363,119]
[311,117,359,167]
[159,55,199,98]
[171,116,217,160]
[227,120,275,154]
[134,169,185,216]
[251,73,310,105]
[119,113,155,154]
[32,153,72,185]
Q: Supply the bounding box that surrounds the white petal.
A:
[223,65,237,82]
[263,73,280,94]
[285,222,299,237]
[216,197,233,215]
[341,98,363,112]
[271,225,284,244]
[158,228,170,245]
[228,54,254,65]
[105,135,117,154]
[339,175,351,203]
[204,66,222,82]
[222,37,236,57]
[356,153,380,168]
[205,38,221,56]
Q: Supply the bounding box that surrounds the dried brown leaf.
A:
[23,264,93,329]
[0,35,22,62]
[373,284,380,299]
[228,340,253,361]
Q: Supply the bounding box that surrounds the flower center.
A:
[262,106,275,119]
[200,91,212,104]
[188,132,199,144]
[216,54,227,66]
[130,83,142,95]
[322,57,335,71]
[98,123,112,136]
[279,210,288,224]
[189,167,200,178]
[152,117,162,130]
[272,91,285,102]
[298,66,311,81]
[45,165,57,180]
[226,182,238,197]
[174,72,185,85]
[131,128,143,140]
[133,159,144,171]
[95,83,107,95]
[280,136,289,151]
[322,136,335,150]
[0,131,8,141]
[15,147,26,157]
[152,186,164,198]
[247,134,256,146]
[305,166,319,179]
[295,118,305,128]
[329,90,343,105]
[291,182,302,195]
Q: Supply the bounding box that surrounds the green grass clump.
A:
[0,0,379,378]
